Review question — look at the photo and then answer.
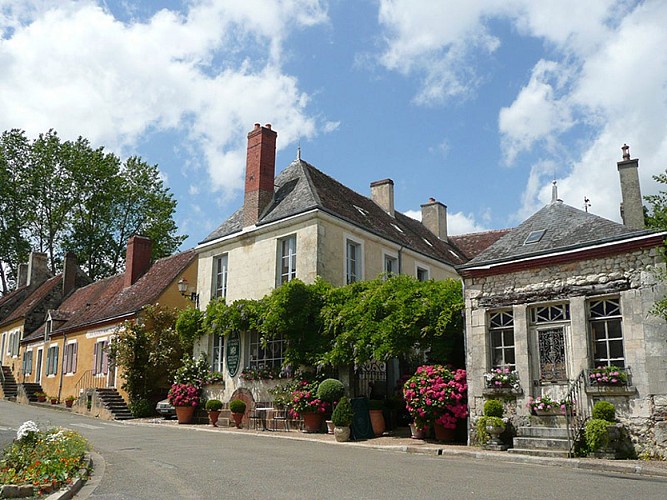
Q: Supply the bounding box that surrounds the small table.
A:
[254,407,273,431]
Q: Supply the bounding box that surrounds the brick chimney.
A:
[62,252,78,296]
[124,235,152,288]
[421,198,448,241]
[617,144,644,230]
[243,123,278,227]
[27,252,49,287]
[370,179,395,217]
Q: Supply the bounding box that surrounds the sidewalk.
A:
[128,417,667,479]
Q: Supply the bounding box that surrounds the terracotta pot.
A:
[231,412,244,429]
[65,400,74,408]
[50,398,58,405]
[369,409,385,437]
[175,406,195,424]
[409,422,424,439]
[208,410,221,427]
[37,396,46,403]
[434,422,455,442]
[334,426,351,442]
[302,412,324,433]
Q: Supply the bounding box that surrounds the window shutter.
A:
[92,344,98,375]
[63,345,69,374]
[53,346,59,375]
[102,341,108,375]
[72,343,78,373]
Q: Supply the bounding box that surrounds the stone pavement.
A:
[128,417,667,480]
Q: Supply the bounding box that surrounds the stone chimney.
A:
[617,144,644,230]
[17,263,28,288]
[62,252,78,297]
[27,252,49,287]
[421,198,448,241]
[370,179,395,217]
[124,235,152,288]
[243,123,277,227]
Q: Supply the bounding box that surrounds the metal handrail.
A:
[564,369,588,457]
[73,369,108,395]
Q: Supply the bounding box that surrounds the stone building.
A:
[458,149,667,456]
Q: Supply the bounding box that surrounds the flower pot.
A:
[50,398,58,405]
[231,411,244,429]
[409,422,424,439]
[326,420,335,434]
[37,396,46,403]
[65,400,74,408]
[369,409,386,437]
[334,426,351,442]
[485,423,505,446]
[434,422,455,442]
[175,406,195,424]
[208,410,221,427]
[302,412,324,433]
[534,409,558,416]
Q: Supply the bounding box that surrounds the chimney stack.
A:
[27,252,49,287]
[243,123,277,227]
[421,198,448,241]
[617,144,644,230]
[370,179,395,217]
[62,252,78,297]
[17,263,28,288]
[124,235,152,288]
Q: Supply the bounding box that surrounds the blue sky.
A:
[2,1,667,249]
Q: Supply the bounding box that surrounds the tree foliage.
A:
[0,129,186,293]
[644,171,667,318]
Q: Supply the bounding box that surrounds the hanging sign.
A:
[226,331,241,377]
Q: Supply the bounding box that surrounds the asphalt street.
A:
[1,400,667,499]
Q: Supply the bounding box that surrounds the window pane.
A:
[606,320,622,338]
[503,330,514,346]
[504,349,515,365]
[592,322,606,340]
[608,340,624,359]
[594,342,608,361]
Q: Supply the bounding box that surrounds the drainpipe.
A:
[57,333,66,401]
[397,246,404,275]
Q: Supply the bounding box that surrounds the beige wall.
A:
[1,320,24,378]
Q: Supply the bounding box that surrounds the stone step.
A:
[517,426,569,439]
[508,448,571,458]
[513,436,570,451]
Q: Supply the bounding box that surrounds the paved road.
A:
[2,400,667,499]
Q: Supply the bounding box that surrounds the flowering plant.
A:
[589,365,627,386]
[483,367,520,389]
[173,354,224,387]
[403,365,468,430]
[528,395,558,412]
[167,383,201,407]
[288,380,330,418]
[240,365,288,381]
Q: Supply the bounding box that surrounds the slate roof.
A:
[0,275,61,329]
[0,286,34,324]
[201,159,467,265]
[22,249,197,342]
[460,201,653,268]
[450,229,511,260]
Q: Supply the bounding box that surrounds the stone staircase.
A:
[96,388,133,420]
[1,365,18,401]
[509,416,572,458]
[21,382,44,402]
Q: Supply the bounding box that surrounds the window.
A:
[63,342,78,374]
[277,235,297,285]
[346,239,362,284]
[530,304,570,323]
[46,345,59,376]
[8,330,20,357]
[384,254,398,278]
[212,334,224,373]
[213,254,228,299]
[248,330,285,371]
[416,266,429,282]
[530,303,570,381]
[92,340,108,376]
[22,350,33,376]
[524,229,546,245]
[589,298,624,368]
[489,311,515,369]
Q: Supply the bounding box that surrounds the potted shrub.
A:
[289,380,329,433]
[317,379,345,434]
[368,399,386,437]
[167,383,201,424]
[206,399,223,427]
[586,401,622,458]
[49,395,59,405]
[34,391,47,403]
[476,399,506,450]
[331,396,354,442]
[65,395,76,408]
[229,399,246,428]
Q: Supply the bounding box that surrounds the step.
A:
[513,436,570,451]
[508,448,571,458]
[517,426,569,439]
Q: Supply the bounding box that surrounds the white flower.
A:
[16,420,39,441]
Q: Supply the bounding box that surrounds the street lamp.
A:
[177,277,199,308]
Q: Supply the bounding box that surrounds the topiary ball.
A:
[483,399,504,418]
[229,399,246,414]
[592,400,615,422]
[317,379,345,403]
[205,399,223,411]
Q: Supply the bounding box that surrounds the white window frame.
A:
[488,310,515,370]
[63,341,78,375]
[212,254,229,299]
[22,349,33,376]
[416,264,430,281]
[383,250,398,278]
[247,330,286,371]
[588,297,624,368]
[92,339,109,376]
[277,234,297,286]
[8,329,21,357]
[212,334,224,373]
[345,236,364,284]
[46,344,59,376]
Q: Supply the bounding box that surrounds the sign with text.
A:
[226,331,241,377]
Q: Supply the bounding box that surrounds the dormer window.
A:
[524,229,546,245]
[44,318,53,341]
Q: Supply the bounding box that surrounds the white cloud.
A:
[0,0,328,200]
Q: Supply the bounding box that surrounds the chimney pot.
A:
[622,143,630,160]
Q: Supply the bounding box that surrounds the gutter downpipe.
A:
[398,246,404,275]
[57,333,66,401]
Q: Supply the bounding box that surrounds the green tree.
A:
[645,171,667,318]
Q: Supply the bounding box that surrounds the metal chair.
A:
[271,407,290,431]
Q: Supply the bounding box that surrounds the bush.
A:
[331,397,354,427]
[592,400,615,422]
[205,399,223,411]
[585,418,611,451]
[317,378,345,403]
[129,398,154,418]
[483,399,504,417]
[229,399,246,414]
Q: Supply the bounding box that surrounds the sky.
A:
[2,0,667,250]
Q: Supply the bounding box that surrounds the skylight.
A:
[390,223,404,234]
[524,229,546,245]
[353,205,368,217]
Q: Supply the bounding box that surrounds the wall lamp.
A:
[177,277,199,308]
